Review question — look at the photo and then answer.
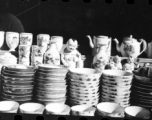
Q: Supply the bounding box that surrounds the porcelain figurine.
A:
[6,32,19,51]
[0,31,5,49]
[127,56,135,71]
[87,35,111,56]
[145,40,152,58]
[93,44,109,72]
[44,43,60,65]
[113,55,122,70]
[108,58,117,70]
[113,35,147,58]
[61,38,82,68]
[122,63,132,73]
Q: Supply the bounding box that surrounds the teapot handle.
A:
[139,39,147,56]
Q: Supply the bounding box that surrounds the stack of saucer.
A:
[68,68,101,106]
[101,70,133,108]
[1,64,35,104]
[35,64,68,105]
[131,75,152,109]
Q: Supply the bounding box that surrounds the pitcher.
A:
[87,35,111,56]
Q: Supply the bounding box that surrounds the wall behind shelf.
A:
[5,0,152,56]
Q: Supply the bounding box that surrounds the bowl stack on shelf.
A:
[1,65,35,104]
[35,65,68,105]
[100,70,133,108]
[131,74,152,109]
[68,68,101,106]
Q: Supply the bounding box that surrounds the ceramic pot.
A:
[6,32,19,51]
[20,33,33,45]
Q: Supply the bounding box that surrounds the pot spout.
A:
[113,38,121,53]
[86,35,94,48]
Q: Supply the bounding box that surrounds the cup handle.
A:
[139,39,147,56]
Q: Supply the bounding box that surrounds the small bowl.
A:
[97,102,124,117]
[1,75,34,81]
[102,85,131,92]
[0,101,19,113]
[102,70,133,79]
[71,105,96,116]
[124,106,150,119]
[102,78,132,85]
[19,102,45,114]
[45,103,70,115]
[38,64,68,71]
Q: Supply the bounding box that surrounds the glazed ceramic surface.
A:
[6,32,19,51]
[114,35,147,58]
[20,33,33,45]
[87,35,111,56]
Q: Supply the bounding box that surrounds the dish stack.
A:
[100,70,133,108]
[68,68,101,106]
[35,64,68,105]
[131,75,152,109]
[1,65,35,104]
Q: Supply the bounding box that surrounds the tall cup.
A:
[37,34,50,53]
[20,33,33,45]
[6,32,19,51]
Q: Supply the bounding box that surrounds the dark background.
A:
[7,0,152,56]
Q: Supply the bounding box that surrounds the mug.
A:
[20,33,33,45]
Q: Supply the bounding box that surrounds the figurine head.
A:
[122,63,132,71]
[66,38,78,52]
[113,55,121,64]
[127,56,134,63]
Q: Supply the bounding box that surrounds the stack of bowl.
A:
[131,75,152,109]
[96,102,124,118]
[1,65,35,104]
[71,105,96,116]
[101,70,133,108]
[35,64,68,105]
[45,103,71,115]
[68,68,101,106]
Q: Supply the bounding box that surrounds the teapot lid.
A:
[123,35,137,42]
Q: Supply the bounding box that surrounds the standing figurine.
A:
[61,38,82,68]
[127,56,135,71]
[113,55,122,70]
[122,63,132,73]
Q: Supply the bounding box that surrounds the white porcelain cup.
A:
[50,36,63,53]
[0,31,5,49]
[37,34,50,50]
[20,33,33,45]
[6,32,19,51]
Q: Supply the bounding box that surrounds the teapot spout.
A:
[113,38,121,53]
[86,35,94,48]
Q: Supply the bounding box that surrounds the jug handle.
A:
[139,39,147,56]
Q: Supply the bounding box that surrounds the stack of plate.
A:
[101,70,133,108]
[35,64,68,105]
[68,68,101,106]
[131,75,152,109]
[1,65,35,104]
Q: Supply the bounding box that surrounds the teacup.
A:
[20,33,33,45]
[37,34,50,52]
[6,32,19,51]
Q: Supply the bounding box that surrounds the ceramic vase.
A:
[44,43,60,65]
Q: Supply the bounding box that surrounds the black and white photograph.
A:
[0,0,152,120]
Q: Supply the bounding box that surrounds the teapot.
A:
[86,35,111,56]
[113,35,147,58]
[145,41,152,58]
